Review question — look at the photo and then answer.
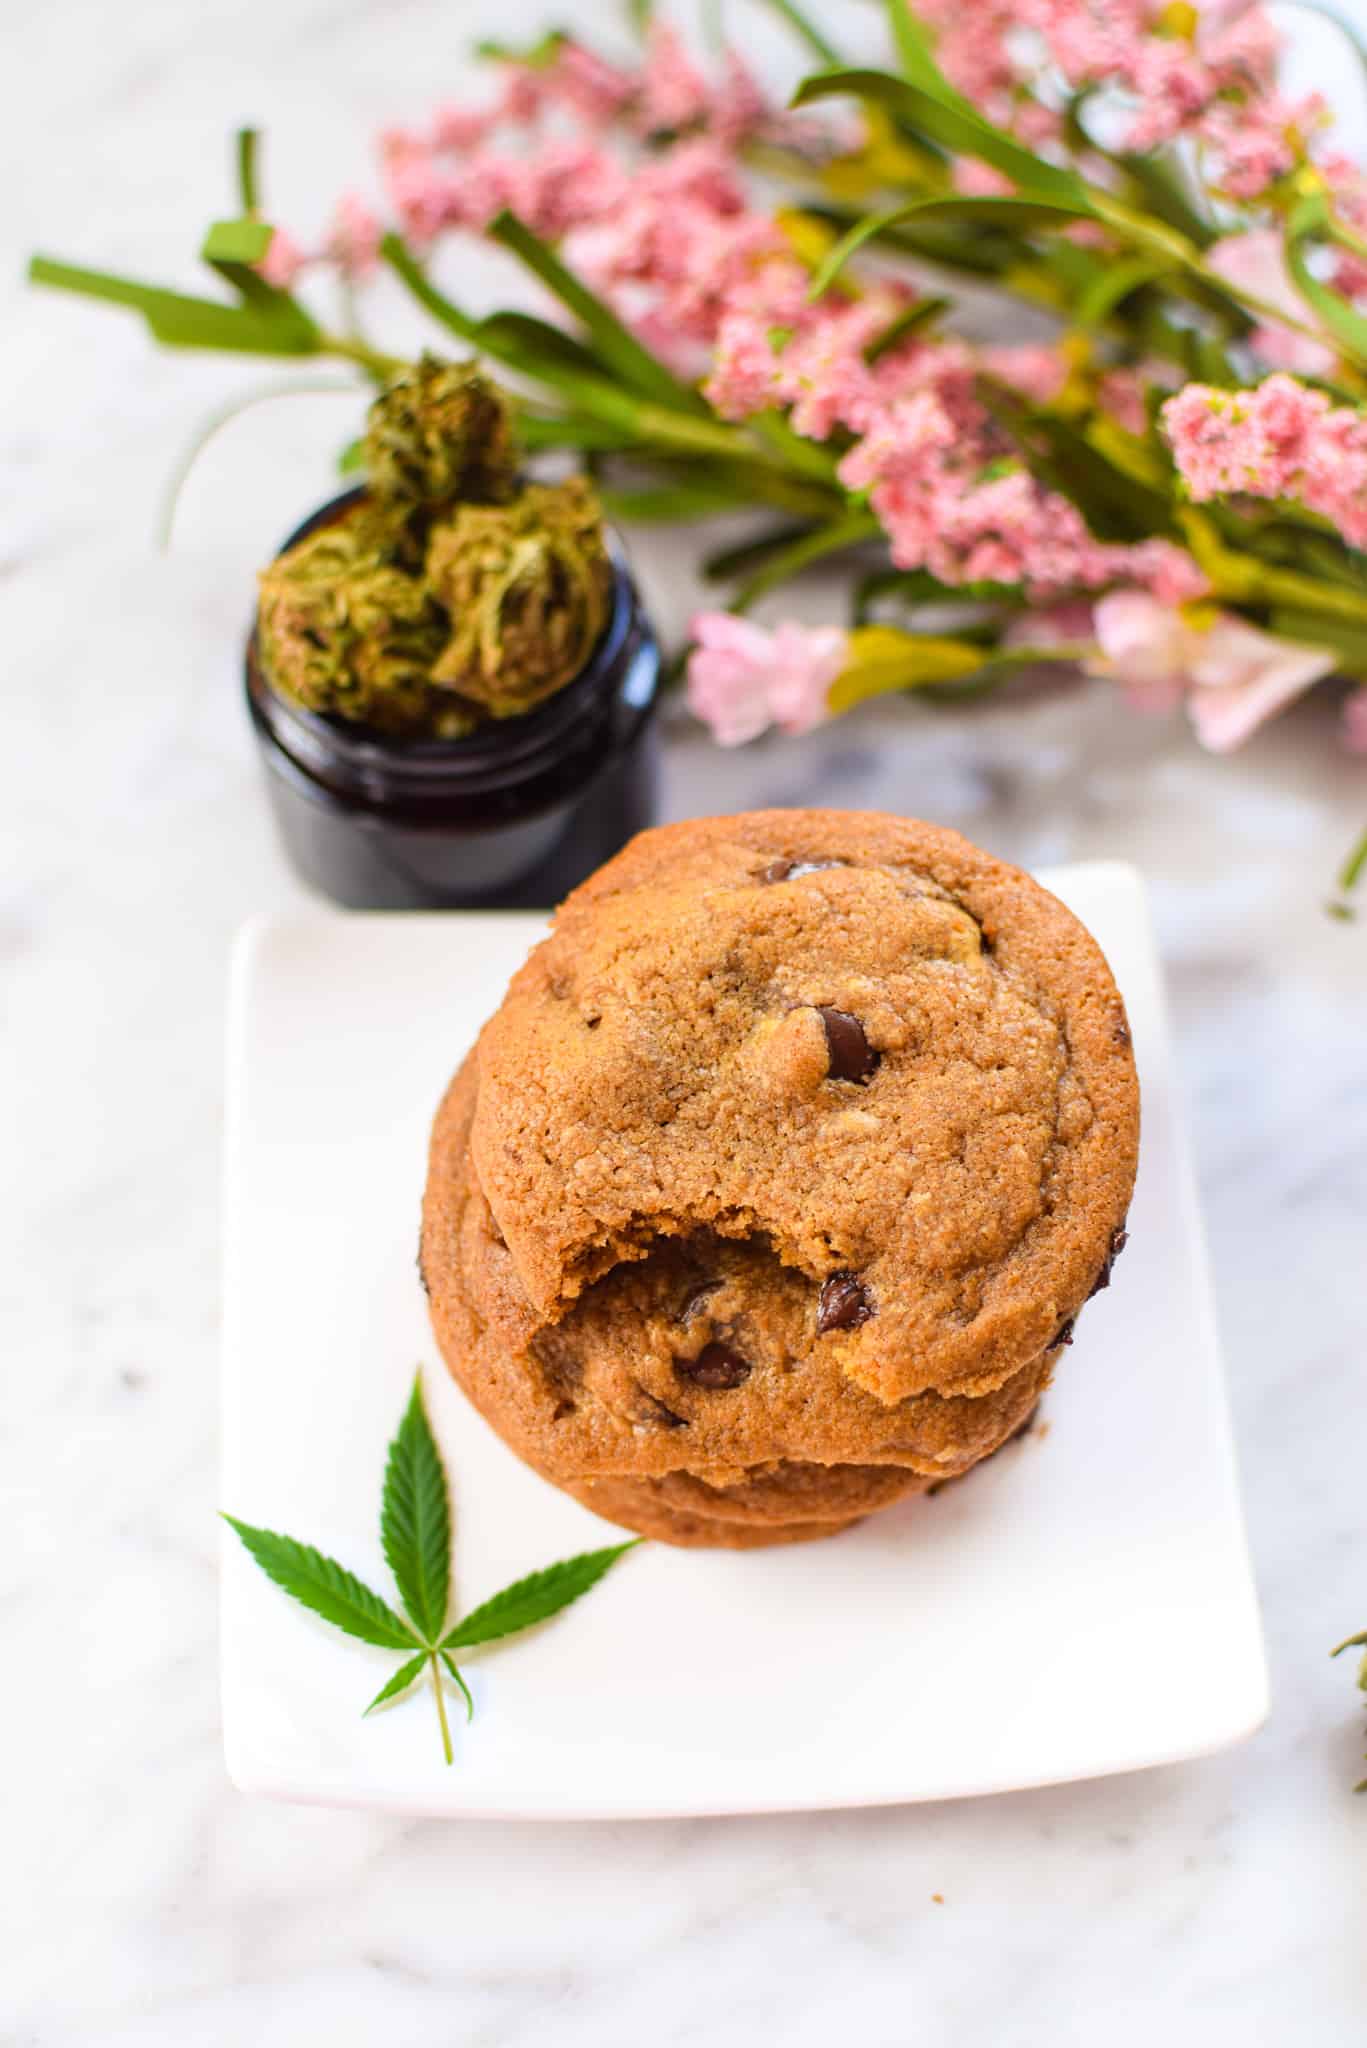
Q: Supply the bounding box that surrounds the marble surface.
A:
[3,3,1365,2042]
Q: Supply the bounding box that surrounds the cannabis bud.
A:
[364,354,517,517]
[256,504,472,738]
[256,357,614,738]
[426,478,614,717]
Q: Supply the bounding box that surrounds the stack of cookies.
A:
[421,811,1139,1546]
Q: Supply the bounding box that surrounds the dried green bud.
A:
[257,500,472,738]
[424,477,614,717]
[364,355,517,519]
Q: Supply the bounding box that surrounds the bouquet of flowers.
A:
[29,0,1367,904]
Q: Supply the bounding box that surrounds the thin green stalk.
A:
[318,329,406,380]
[429,1653,454,1765]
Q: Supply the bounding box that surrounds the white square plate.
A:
[222,863,1268,1817]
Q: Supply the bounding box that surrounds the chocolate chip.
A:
[1086,1223,1130,1298]
[551,1398,576,1422]
[585,1015,601,1031]
[1113,1018,1132,1048]
[1052,1318,1075,1349]
[817,1272,874,1333]
[674,1342,751,1389]
[817,1006,879,1083]
[760,858,794,883]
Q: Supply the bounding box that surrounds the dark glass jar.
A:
[245,490,661,909]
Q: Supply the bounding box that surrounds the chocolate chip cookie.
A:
[422,811,1138,1545]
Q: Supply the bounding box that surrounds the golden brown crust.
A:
[421,811,1139,1549]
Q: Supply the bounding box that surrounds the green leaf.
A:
[809,194,1098,298]
[1267,609,1367,672]
[202,217,274,266]
[1331,1630,1367,1658]
[223,1516,419,1648]
[864,294,950,363]
[884,0,948,90]
[237,128,261,215]
[977,380,1177,543]
[478,309,611,380]
[198,217,319,347]
[29,254,321,356]
[792,67,1093,208]
[730,510,882,611]
[487,210,709,415]
[440,1652,475,1722]
[442,1541,640,1650]
[338,436,365,475]
[473,29,567,65]
[362,1653,429,1715]
[381,1375,452,1644]
[1285,196,1367,369]
[828,626,989,712]
[1075,258,1170,329]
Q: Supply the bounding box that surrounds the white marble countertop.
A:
[3,3,1365,2043]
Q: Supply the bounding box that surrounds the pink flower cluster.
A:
[914,0,1316,195]
[1163,374,1367,549]
[709,288,1203,600]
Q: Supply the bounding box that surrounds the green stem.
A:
[731,511,882,611]
[1339,821,1367,896]
[429,1653,454,1765]
[317,329,405,381]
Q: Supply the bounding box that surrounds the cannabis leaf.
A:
[224,1372,639,1763]
[1331,1629,1367,1792]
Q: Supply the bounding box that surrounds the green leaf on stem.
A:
[29,255,321,356]
[808,194,1098,299]
[223,1518,419,1648]
[1285,195,1367,370]
[338,436,366,474]
[793,68,1093,209]
[487,210,709,415]
[439,1653,475,1723]
[381,1375,452,1645]
[728,511,882,611]
[363,1653,430,1715]
[443,1543,640,1650]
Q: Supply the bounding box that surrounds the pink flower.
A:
[550,40,637,126]
[638,22,711,135]
[1089,593,1335,749]
[1164,375,1367,547]
[1205,232,1333,376]
[325,192,381,278]
[685,613,846,745]
[258,225,305,289]
[1090,591,1192,713]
